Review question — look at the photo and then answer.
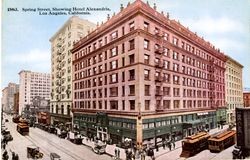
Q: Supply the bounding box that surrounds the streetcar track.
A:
[30,128,86,160]
[24,136,51,157]
[155,146,182,158]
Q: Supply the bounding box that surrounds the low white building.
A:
[19,70,51,115]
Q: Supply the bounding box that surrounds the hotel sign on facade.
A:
[236,107,250,151]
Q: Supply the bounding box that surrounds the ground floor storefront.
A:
[50,101,72,127]
[73,110,217,148]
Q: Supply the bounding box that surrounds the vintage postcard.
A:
[1,0,250,160]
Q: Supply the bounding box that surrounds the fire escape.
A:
[154,30,164,112]
[209,58,216,109]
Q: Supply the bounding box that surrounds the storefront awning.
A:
[183,120,202,128]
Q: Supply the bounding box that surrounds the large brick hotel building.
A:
[71,0,226,146]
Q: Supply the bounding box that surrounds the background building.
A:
[225,55,244,124]
[19,70,50,115]
[1,83,19,113]
[13,92,19,114]
[50,16,96,126]
[236,107,250,156]
[72,0,226,147]
[243,91,250,107]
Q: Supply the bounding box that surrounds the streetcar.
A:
[17,121,29,135]
[180,132,210,158]
[208,130,236,152]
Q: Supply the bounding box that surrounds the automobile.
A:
[27,145,43,159]
[3,134,13,142]
[50,152,61,160]
[232,145,249,159]
[2,130,13,142]
[58,130,68,139]
[92,140,106,154]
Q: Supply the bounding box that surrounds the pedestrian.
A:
[168,142,172,151]
[141,151,146,160]
[155,144,159,152]
[172,142,175,149]
[117,148,120,158]
[3,143,6,150]
[162,141,165,149]
[115,148,118,157]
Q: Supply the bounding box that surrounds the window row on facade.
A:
[74,84,224,99]
[73,99,215,111]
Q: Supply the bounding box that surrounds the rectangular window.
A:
[173,63,179,72]
[110,101,118,110]
[173,51,179,60]
[144,54,149,64]
[145,85,150,96]
[122,100,125,110]
[122,27,125,35]
[129,85,135,95]
[174,100,180,108]
[145,100,150,110]
[130,100,135,110]
[110,73,118,83]
[164,60,169,69]
[129,39,135,50]
[173,37,178,46]
[98,89,102,98]
[144,39,149,49]
[122,72,125,82]
[98,101,102,109]
[122,86,125,96]
[99,39,103,47]
[173,75,180,84]
[110,47,117,57]
[122,43,125,53]
[144,69,150,80]
[144,22,149,31]
[129,21,135,31]
[99,65,103,73]
[163,87,170,96]
[129,54,135,64]
[163,33,168,41]
[163,73,170,83]
[173,88,180,97]
[110,87,118,97]
[110,60,118,69]
[98,54,103,62]
[111,31,118,40]
[163,100,170,109]
[129,69,135,80]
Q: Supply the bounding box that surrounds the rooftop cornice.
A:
[73,0,226,61]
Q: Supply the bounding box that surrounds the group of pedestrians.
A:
[2,137,19,160]
[114,148,121,159]
[162,139,176,151]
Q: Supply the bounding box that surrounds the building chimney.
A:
[153,3,157,10]
[120,4,124,11]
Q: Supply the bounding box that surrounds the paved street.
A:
[2,114,239,160]
[3,115,110,160]
[154,125,236,160]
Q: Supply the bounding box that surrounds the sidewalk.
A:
[81,125,230,160]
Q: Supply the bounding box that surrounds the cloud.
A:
[182,16,245,35]
[209,38,247,54]
[5,49,50,63]
[2,49,51,77]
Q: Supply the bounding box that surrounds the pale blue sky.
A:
[2,0,250,89]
